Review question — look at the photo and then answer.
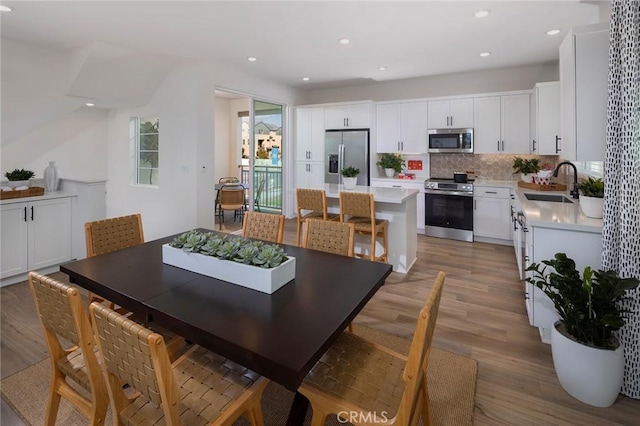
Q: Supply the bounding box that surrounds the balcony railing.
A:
[238,165,282,212]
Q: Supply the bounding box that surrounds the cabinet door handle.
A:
[401,141,404,150]
[555,136,561,153]
[23,206,27,222]
[502,140,505,151]
[474,200,476,210]
[497,141,500,151]
[31,206,34,221]
[532,139,537,152]
[450,116,453,127]
[485,191,498,194]
[392,185,401,188]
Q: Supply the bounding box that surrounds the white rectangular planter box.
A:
[162,244,295,294]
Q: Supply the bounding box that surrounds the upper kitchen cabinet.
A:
[427,98,474,129]
[559,23,609,162]
[295,107,325,162]
[325,102,372,129]
[474,93,530,154]
[376,101,428,153]
[532,82,561,155]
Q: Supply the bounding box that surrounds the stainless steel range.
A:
[424,178,474,242]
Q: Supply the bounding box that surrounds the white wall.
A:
[299,62,559,104]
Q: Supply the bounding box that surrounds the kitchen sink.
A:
[524,193,574,203]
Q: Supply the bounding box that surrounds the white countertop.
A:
[370,176,428,183]
[0,191,77,205]
[473,179,517,188]
[322,183,419,204]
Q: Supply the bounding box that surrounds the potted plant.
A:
[577,177,604,219]
[376,153,405,178]
[4,168,35,188]
[512,157,541,182]
[526,253,640,407]
[341,166,360,190]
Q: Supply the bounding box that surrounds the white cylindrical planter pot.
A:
[384,168,395,178]
[551,322,623,407]
[342,177,357,190]
[579,196,604,219]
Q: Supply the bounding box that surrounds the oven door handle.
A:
[424,189,474,197]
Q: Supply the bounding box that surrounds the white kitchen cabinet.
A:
[295,107,325,162]
[427,98,473,129]
[474,94,530,154]
[0,197,72,279]
[325,103,371,129]
[559,23,609,161]
[473,185,511,241]
[295,161,325,189]
[532,82,561,155]
[370,179,425,232]
[376,101,428,153]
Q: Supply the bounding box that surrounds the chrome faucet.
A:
[553,161,579,199]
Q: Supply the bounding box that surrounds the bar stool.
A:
[296,188,338,246]
[339,191,389,263]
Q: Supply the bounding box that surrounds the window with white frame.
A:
[130,116,159,186]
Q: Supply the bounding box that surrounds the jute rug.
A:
[1,324,477,425]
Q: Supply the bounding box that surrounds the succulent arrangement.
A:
[577,177,604,198]
[4,168,35,181]
[169,230,288,268]
[340,166,360,177]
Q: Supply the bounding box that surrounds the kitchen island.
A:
[319,183,418,274]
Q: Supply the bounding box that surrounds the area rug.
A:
[1,324,477,425]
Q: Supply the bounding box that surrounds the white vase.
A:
[551,321,623,407]
[579,195,604,219]
[384,168,396,178]
[343,177,357,190]
[43,161,60,192]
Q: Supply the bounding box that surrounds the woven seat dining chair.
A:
[242,211,285,244]
[295,188,339,246]
[217,183,246,230]
[339,191,389,263]
[298,271,446,426]
[89,302,268,426]
[28,272,109,426]
[302,218,354,258]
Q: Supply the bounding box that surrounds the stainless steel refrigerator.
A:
[325,129,370,186]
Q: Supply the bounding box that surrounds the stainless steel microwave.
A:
[428,128,474,153]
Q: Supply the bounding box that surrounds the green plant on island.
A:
[4,168,35,181]
[526,252,639,350]
[169,230,287,268]
[340,166,360,177]
[577,177,604,198]
[376,153,406,173]
[512,157,541,175]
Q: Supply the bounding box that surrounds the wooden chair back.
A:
[302,218,354,257]
[219,184,246,209]
[296,188,328,217]
[339,191,375,223]
[219,176,239,183]
[85,213,144,257]
[242,211,285,243]
[28,272,108,425]
[396,271,446,425]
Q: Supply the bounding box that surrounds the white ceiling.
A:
[1,1,606,91]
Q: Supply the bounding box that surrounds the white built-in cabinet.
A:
[325,103,371,129]
[370,179,425,232]
[0,197,72,279]
[532,82,561,155]
[559,23,609,161]
[474,94,530,154]
[295,107,325,188]
[427,98,474,129]
[376,101,428,153]
[473,185,511,241]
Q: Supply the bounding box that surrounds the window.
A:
[574,161,604,178]
[130,116,159,186]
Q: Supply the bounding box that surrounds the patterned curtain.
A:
[602,0,640,399]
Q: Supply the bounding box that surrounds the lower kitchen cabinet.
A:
[1,196,72,279]
[473,185,511,241]
[370,179,425,232]
[295,161,325,188]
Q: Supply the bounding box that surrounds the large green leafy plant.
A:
[376,153,405,173]
[512,157,541,174]
[169,230,288,268]
[340,166,360,177]
[526,253,639,349]
[577,177,604,198]
[4,168,35,181]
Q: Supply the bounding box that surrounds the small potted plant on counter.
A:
[577,177,604,219]
[526,253,639,407]
[376,153,405,178]
[512,157,540,182]
[341,166,360,190]
[3,168,35,188]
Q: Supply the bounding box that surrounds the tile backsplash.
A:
[429,154,559,181]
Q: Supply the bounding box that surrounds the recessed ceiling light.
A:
[378,66,387,71]
[480,52,491,57]
[474,10,490,18]
[546,29,561,36]
[0,5,13,12]
[302,77,310,81]
[85,102,95,107]
[339,38,350,45]
[247,57,257,62]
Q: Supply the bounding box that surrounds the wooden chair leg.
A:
[370,231,376,261]
[45,378,62,426]
[310,407,328,426]
[296,217,302,247]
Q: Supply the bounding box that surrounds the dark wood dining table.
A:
[61,229,392,424]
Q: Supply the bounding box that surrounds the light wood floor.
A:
[2,218,639,425]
